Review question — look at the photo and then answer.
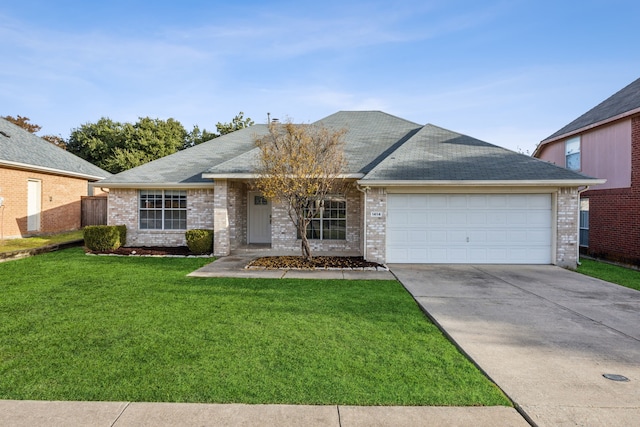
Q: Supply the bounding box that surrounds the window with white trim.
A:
[305,197,346,240]
[139,190,187,230]
[565,136,581,171]
[579,198,589,247]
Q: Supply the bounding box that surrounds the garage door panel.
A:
[448,212,467,225]
[387,194,552,264]
[429,212,447,225]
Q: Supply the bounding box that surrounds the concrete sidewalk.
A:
[0,400,528,427]
[391,264,640,427]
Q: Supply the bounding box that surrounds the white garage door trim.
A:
[387,194,552,264]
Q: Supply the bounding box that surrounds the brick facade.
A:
[580,114,640,265]
[108,187,214,247]
[0,167,89,238]
[270,186,362,254]
[105,182,580,267]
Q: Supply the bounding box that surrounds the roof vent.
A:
[0,131,10,138]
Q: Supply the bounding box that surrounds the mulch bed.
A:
[247,256,385,270]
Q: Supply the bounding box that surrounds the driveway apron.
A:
[390,264,640,427]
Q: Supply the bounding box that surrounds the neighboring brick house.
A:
[534,77,640,265]
[0,118,110,238]
[97,111,601,269]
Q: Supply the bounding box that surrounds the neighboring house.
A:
[0,118,110,238]
[97,111,602,269]
[534,77,640,265]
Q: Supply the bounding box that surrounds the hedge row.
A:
[84,226,213,254]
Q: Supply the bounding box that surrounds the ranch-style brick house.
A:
[0,118,110,238]
[96,111,603,269]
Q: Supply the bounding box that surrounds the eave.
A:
[357,179,607,187]
[90,182,215,189]
[201,173,365,179]
[0,159,108,181]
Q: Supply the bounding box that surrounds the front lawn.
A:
[0,248,509,406]
[0,230,83,253]
[578,258,640,292]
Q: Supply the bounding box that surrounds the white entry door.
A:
[387,194,552,264]
[248,192,271,243]
[27,179,42,232]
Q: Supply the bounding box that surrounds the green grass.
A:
[578,258,640,292]
[0,248,509,406]
[0,230,83,253]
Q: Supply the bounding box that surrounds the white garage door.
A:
[387,194,552,264]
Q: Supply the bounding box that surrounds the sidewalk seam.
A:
[336,404,342,427]
[110,401,131,427]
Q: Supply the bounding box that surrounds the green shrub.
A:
[83,226,122,251]
[185,229,213,254]
[115,224,127,246]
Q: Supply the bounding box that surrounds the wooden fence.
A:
[81,196,107,227]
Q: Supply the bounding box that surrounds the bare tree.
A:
[254,120,348,260]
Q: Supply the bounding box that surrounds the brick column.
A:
[213,180,230,256]
[365,187,387,264]
[556,187,579,269]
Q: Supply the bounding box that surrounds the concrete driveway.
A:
[389,264,640,427]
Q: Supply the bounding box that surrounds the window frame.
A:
[139,190,187,230]
[579,198,589,247]
[565,136,581,171]
[304,196,347,241]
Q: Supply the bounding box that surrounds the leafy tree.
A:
[183,125,218,149]
[254,120,348,260]
[216,111,254,136]
[3,115,42,133]
[67,117,187,173]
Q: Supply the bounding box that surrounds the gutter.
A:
[0,160,108,181]
[357,179,607,187]
[90,182,215,190]
[202,172,365,179]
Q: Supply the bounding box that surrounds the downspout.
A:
[356,184,370,260]
[576,186,590,266]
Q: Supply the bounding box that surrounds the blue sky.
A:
[1,1,639,154]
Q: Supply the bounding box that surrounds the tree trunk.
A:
[297,215,313,261]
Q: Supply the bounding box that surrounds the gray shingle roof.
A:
[363,124,594,181]
[99,111,598,187]
[0,118,110,180]
[542,77,640,142]
[98,125,269,185]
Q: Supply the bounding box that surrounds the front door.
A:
[248,192,271,243]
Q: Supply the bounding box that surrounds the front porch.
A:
[212,179,366,259]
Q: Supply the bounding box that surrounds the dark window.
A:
[579,198,589,247]
[305,198,346,240]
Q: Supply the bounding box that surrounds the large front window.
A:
[306,198,346,240]
[139,190,187,230]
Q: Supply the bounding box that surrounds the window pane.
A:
[566,152,580,170]
[565,137,580,155]
[306,219,321,239]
